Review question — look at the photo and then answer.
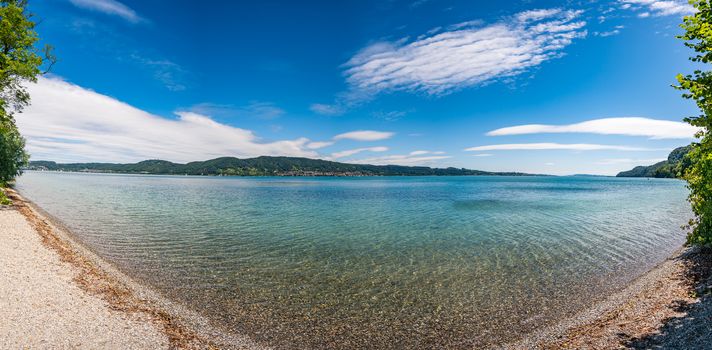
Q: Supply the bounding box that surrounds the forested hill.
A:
[26,156,536,177]
[616,145,691,178]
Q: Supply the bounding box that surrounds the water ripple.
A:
[16,173,690,349]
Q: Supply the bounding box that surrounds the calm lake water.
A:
[16,172,691,348]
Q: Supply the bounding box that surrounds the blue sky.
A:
[18,0,703,175]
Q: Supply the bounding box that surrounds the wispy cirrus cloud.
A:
[330,146,389,159]
[409,150,444,156]
[346,8,584,98]
[333,130,394,141]
[305,130,394,151]
[69,0,144,23]
[619,0,695,17]
[371,110,411,121]
[486,117,699,139]
[465,143,654,151]
[309,103,345,116]
[63,17,183,91]
[129,54,187,91]
[349,153,451,166]
[311,8,587,115]
[594,25,625,37]
[306,141,335,150]
[18,77,320,163]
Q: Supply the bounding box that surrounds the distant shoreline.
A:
[25,156,544,177]
[23,169,552,177]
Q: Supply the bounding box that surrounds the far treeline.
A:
[616,145,691,178]
[26,157,535,177]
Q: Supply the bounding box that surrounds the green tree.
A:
[677,0,712,245]
[0,119,27,184]
[0,0,54,185]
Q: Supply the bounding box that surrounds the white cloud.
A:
[486,117,699,139]
[330,146,388,159]
[472,153,493,157]
[619,0,695,17]
[409,150,445,155]
[310,103,344,116]
[516,9,564,22]
[306,141,335,149]
[595,29,621,37]
[447,20,485,30]
[69,0,144,23]
[17,77,319,163]
[349,154,451,166]
[372,110,409,121]
[464,143,653,151]
[333,130,394,141]
[342,8,586,97]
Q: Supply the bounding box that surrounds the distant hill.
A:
[26,156,538,177]
[616,145,691,178]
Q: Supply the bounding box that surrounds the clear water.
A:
[16,172,691,348]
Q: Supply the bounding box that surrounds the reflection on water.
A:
[16,172,690,348]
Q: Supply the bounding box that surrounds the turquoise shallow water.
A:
[16,172,691,348]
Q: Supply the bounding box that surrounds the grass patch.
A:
[0,189,11,205]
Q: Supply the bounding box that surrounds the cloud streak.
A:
[349,154,451,166]
[486,117,699,139]
[306,141,335,149]
[465,143,653,151]
[333,130,394,141]
[330,146,388,159]
[129,55,186,91]
[342,8,586,97]
[310,103,345,116]
[69,0,144,23]
[619,0,695,17]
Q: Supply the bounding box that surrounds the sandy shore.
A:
[0,203,170,348]
[0,189,231,349]
[2,186,711,349]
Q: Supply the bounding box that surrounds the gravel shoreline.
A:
[0,194,168,348]
[2,186,711,349]
[2,188,265,350]
[503,245,712,349]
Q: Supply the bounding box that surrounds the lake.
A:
[15,172,691,349]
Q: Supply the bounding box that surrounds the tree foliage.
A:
[0,118,26,184]
[0,0,54,185]
[676,0,712,245]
